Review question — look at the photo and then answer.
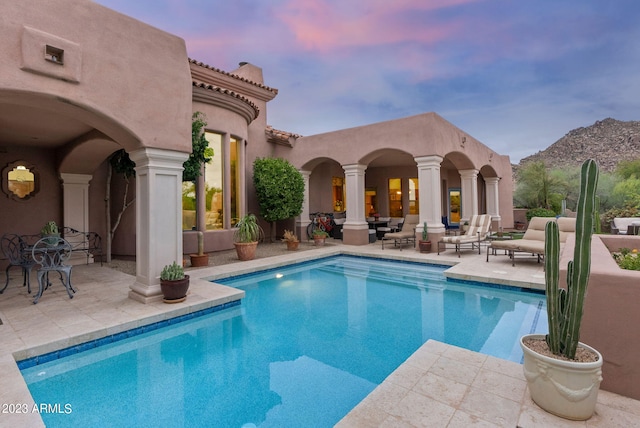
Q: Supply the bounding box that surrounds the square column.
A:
[485,176,501,229]
[342,164,369,245]
[296,170,311,240]
[128,148,189,303]
[459,169,479,223]
[61,173,94,264]
[60,173,92,233]
[415,156,445,233]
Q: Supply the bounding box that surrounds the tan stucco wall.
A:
[560,234,640,400]
[1,0,192,153]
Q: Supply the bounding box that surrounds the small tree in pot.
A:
[160,261,189,303]
[520,159,602,420]
[253,157,304,243]
[233,214,263,261]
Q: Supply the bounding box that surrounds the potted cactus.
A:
[520,159,603,420]
[418,222,431,253]
[160,261,190,303]
[189,231,209,267]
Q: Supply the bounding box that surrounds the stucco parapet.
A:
[192,81,259,123]
[189,58,278,100]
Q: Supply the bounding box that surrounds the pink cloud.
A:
[276,0,482,52]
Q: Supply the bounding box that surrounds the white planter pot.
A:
[520,334,603,420]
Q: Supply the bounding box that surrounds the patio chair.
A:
[381,214,419,250]
[31,236,75,304]
[437,214,492,257]
[1,233,37,294]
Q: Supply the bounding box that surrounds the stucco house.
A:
[0,0,513,303]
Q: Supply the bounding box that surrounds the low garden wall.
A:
[560,234,640,400]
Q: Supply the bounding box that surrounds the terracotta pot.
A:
[520,334,603,420]
[285,241,299,251]
[418,240,432,253]
[234,241,258,261]
[160,275,190,303]
[313,237,325,246]
[190,253,209,267]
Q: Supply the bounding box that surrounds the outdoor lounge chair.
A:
[486,216,576,266]
[381,214,419,250]
[437,214,492,257]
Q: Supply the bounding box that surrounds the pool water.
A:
[21,255,547,427]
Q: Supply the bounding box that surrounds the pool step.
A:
[314,259,448,289]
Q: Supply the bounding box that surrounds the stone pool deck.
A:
[0,240,638,427]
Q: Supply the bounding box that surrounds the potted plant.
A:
[520,159,602,421]
[160,261,190,303]
[418,222,431,253]
[281,229,299,251]
[189,231,209,267]
[233,213,263,261]
[312,229,329,246]
[41,220,60,245]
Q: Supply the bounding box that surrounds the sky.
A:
[94,0,640,163]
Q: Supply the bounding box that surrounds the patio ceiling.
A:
[0,103,92,148]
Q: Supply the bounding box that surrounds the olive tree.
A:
[253,157,305,242]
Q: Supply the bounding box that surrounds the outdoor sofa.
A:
[486,216,576,266]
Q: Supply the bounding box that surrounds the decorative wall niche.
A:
[2,160,40,201]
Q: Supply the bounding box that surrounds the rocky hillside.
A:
[518,118,640,172]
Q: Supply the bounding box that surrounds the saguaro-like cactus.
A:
[545,159,599,359]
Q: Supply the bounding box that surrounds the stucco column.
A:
[459,169,479,223]
[128,147,189,303]
[485,176,501,230]
[342,164,369,245]
[61,173,94,264]
[297,170,311,240]
[415,156,445,233]
[60,173,92,233]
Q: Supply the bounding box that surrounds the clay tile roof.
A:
[189,58,278,94]
[192,80,260,119]
[266,125,301,147]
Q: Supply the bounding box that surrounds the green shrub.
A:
[525,207,556,221]
[613,248,640,271]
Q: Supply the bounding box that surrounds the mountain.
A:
[518,118,640,172]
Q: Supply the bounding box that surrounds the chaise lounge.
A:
[437,214,492,257]
[486,216,576,266]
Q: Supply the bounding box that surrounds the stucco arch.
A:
[442,151,475,171]
[359,148,415,167]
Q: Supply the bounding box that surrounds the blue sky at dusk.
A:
[94,0,640,162]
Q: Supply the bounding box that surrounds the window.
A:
[182,132,240,231]
[332,177,345,212]
[388,178,402,217]
[409,178,419,214]
[365,187,377,216]
[204,132,223,230]
[2,161,39,201]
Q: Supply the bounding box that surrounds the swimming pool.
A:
[20,255,547,427]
